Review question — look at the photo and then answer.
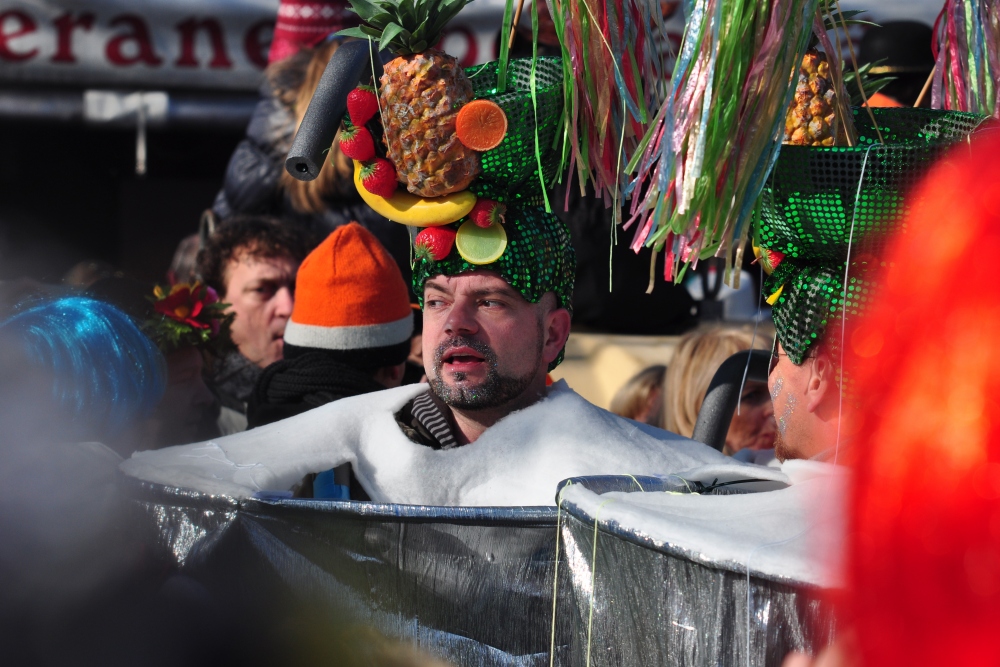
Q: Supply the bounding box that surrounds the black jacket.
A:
[246,350,385,428]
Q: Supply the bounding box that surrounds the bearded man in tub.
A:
[121,212,725,506]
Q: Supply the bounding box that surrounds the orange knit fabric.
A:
[291,223,411,328]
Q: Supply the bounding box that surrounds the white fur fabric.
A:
[121,381,730,506]
[558,460,849,587]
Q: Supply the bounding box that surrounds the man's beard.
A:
[773,427,792,462]
[429,335,541,410]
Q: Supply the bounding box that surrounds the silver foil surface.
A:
[556,476,836,667]
[123,475,568,666]
[123,474,832,666]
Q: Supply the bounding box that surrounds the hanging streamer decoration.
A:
[931,0,1000,118]
[623,0,820,283]
[543,0,671,209]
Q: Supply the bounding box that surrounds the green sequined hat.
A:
[413,201,575,312]
[756,108,984,365]
[412,205,575,370]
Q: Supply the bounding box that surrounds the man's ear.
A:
[804,351,837,414]
[542,308,572,366]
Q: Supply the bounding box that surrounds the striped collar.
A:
[409,391,460,450]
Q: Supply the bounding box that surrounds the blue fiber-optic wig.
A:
[0,296,166,438]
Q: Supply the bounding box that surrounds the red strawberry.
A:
[469,199,506,228]
[414,227,457,261]
[360,158,398,198]
[339,124,375,161]
[347,85,379,126]
[758,248,785,275]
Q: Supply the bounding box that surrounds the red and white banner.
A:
[0,0,507,92]
[0,0,942,93]
[0,0,277,90]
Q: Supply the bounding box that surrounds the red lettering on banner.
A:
[0,10,38,62]
[52,12,95,64]
[106,14,163,67]
[244,19,273,69]
[175,18,233,69]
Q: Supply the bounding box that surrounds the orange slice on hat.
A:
[456,100,508,151]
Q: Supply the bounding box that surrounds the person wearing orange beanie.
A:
[247,223,412,428]
[782,129,1000,666]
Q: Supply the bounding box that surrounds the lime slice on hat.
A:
[455,219,507,265]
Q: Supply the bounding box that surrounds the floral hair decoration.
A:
[148,282,234,354]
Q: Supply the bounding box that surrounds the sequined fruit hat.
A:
[754,107,984,366]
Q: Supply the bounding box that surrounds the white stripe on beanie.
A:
[283,311,413,350]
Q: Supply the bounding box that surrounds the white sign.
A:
[0,0,944,92]
[0,0,509,91]
[0,0,277,90]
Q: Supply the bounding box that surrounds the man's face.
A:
[768,340,812,461]
[223,251,298,368]
[422,272,566,411]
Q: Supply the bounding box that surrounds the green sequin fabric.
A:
[412,205,576,370]
[757,108,984,365]
[465,58,564,207]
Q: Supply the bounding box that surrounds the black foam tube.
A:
[691,349,772,452]
[285,40,380,182]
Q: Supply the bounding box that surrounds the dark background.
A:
[0,119,243,284]
[0,114,705,334]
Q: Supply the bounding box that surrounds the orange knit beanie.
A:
[283,223,412,361]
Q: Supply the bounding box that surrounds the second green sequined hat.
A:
[755,108,983,365]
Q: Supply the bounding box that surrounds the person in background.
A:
[89,276,232,453]
[167,209,220,286]
[62,259,117,289]
[247,223,413,499]
[213,0,411,288]
[168,233,202,285]
[782,107,1000,667]
[0,296,165,449]
[610,365,667,426]
[663,327,776,457]
[0,298,164,628]
[859,22,935,108]
[247,223,411,427]
[196,216,314,433]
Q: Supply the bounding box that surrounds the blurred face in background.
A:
[150,347,220,447]
[223,250,298,368]
[725,380,776,453]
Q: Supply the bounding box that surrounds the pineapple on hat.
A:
[783,0,881,147]
[338,0,481,198]
[785,48,840,146]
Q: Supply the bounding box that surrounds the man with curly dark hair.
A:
[197,215,315,433]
